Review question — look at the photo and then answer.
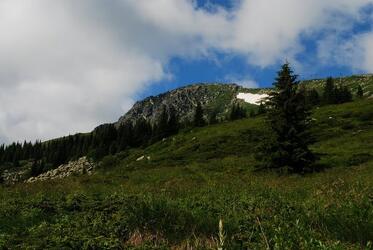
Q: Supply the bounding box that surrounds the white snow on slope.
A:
[237,92,268,105]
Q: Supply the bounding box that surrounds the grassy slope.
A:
[1,99,373,249]
[301,74,373,96]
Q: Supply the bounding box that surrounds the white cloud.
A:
[354,33,373,72]
[0,0,372,143]
[224,74,258,88]
[317,31,373,73]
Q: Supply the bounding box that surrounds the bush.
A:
[341,122,355,130]
[357,111,373,122]
[99,155,120,170]
[348,153,372,166]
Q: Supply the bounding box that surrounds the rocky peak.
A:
[115,83,246,127]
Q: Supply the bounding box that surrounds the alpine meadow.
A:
[1,1,373,249]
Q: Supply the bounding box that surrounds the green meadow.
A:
[1,99,373,249]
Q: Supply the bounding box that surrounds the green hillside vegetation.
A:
[1,97,373,249]
[301,74,373,97]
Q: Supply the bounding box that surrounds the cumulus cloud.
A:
[358,33,373,72]
[224,75,258,88]
[0,0,372,143]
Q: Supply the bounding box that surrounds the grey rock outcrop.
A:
[1,169,29,185]
[115,83,252,127]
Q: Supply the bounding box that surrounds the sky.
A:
[0,0,373,144]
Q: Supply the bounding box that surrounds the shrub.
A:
[348,153,372,166]
[99,155,120,170]
[357,111,373,122]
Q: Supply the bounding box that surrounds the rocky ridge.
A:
[115,83,261,127]
[115,75,373,128]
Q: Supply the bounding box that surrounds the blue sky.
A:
[0,0,373,143]
[139,0,373,99]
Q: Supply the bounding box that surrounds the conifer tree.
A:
[193,102,206,127]
[257,63,315,173]
[307,89,320,107]
[155,105,170,139]
[208,109,219,124]
[229,103,246,120]
[323,77,336,104]
[257,102,266,115]
[340,86,352,103]
[167,106,179,135]
[118,122,134,150]
[357,84,364,98]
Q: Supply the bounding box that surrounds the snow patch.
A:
[237,92,268,105]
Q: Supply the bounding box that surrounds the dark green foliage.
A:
[323,77,352,104]
[30,160,45,177]
[229,103,247,120]
[133,118,152,147]
[357,84,364,98]
[166,106,179,136]
[99,155,120,170]
[323,77,336,104]
[208,109,219,124]
[306,88,320,107]
[335,85,352,104]
[257,63,316,173]
[256,102,266,115]
[154,106,179,141]
[117,121,134,150]
[193,102,206,127]
[348,153,372,166]
[0,107,180,175]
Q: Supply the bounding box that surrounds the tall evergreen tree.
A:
[357,84,364,98]
[167,106,179,135]
[208,108,219,124]
[257,63,316,173]
[323,77,336,104]
[306,89,320,107]
[155,105,170,140]
[257,102,266,115]
[193,102,206,127]
[338,86,352,103]
[229,103,246,120]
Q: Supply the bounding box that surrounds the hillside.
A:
[116,74,373,127]
[115,83,264,127]
[1,97,373,249]
[301,74,373,96]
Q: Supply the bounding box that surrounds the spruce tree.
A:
[307,89,320,107]
[193,102,206,127]
[155,105,170,140]
[257,63,315,173]
[229,103,246,120]
[340,86,352,103]
[257,102,266,115]
[208,108,219,124]
[323,77,336,104]
[167,106,179,135]
[357,85,364,98]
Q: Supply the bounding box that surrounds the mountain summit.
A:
[115,83,267,127]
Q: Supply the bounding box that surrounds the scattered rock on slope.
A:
[26,157,94,183]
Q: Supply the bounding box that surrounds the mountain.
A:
[115,74,373,127]
[115,83,268,127]
[301,74,373,95]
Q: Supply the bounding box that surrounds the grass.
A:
[1,99,373,249]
